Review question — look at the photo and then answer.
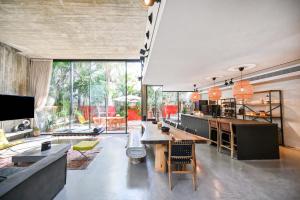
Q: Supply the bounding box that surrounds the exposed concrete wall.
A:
[0,42,29,132]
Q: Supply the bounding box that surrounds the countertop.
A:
[181,113,272,125]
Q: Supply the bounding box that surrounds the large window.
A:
[145,90,194,123]
[39,61,141,134]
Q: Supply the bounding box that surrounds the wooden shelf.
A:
[244,103,280,106]
[242,114,281,119]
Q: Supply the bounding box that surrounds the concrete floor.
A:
[55,134,300,200]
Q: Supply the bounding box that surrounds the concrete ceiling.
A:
[143,0,300,90]
[0,0,147,59]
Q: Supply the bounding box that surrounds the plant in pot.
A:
[46,116,56,132]
[33,127,41,137]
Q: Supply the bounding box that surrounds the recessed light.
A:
[227,64,256,72]
[205,75,223,81]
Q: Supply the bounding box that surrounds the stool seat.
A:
[73,140,99,151]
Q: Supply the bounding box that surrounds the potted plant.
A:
[33,127,41,137]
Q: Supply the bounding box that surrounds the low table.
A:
[12,143,71,165]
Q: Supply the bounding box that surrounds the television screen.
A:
[0,94,34,121]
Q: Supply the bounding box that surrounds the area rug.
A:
[67,146,102,170]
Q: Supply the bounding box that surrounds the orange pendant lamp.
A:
[208,77,222,101]
[232,67,254,100]
[190,84,201,102]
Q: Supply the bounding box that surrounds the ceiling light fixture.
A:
[232,67,254,100]
[228,64,256,72]
[208,77,222,101]
[190,84,201,102]
[229,78,234,85]
[143,0,156,6]
[144,43,148,50]
[148,13,153,24]
[146,31,150,39]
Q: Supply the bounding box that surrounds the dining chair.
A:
[208,119,219,151]
[167,140,197,190]
[176,124,186,131]
[170,121,177,128]
[185,128,196,135]
[218,121,235,158]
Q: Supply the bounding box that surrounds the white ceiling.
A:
[143,0,300,90]
[0,0,147,59]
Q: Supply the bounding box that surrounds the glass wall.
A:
[162,92,178,122]
[146,86,163,120]
[145,90,194,124]
[178,92,194,121]
[39,61,141,134]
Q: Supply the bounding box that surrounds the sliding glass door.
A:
[40,60,141,134]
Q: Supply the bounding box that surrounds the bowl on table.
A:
[161,126,170,133]
[152,120,157,124]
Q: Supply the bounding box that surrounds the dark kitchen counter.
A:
[181,114,279,160]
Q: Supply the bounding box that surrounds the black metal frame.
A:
[53,59,142,134]
[237,90,284,145]
[220,98,237,118]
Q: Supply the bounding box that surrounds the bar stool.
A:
[219,121,235,158]
[208,119,219,150]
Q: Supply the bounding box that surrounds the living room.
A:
[1,0,300,200]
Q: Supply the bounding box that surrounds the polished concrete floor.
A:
[55,134,300,200]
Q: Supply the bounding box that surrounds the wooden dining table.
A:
[141,121,208,172]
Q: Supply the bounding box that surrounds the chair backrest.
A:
[177,124,185,131]
[219,121,233,133]
[185,128,196,134]
[170,122,177,127]
[208,119,218,129]
[169,140,194,158]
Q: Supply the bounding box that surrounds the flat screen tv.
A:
[0,94,34,121]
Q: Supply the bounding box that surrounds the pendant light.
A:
[208,77,222,101]
[143,0,156,6]
[232,67,254,100]
[190,84,201,102]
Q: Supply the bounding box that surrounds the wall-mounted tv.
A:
[0,94,35,121]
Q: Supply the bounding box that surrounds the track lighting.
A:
[146,31,150,39]
[229,78,234,85]
[140,56,145,63]
[148,13,153,24]
[140,49,146,55]
[144,43,148,50]
[224,80,228,86]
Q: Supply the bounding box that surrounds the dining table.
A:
[141,121,208,172]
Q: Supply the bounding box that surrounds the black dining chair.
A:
[176,124,186,131]
[170,121,177,128]
[166,140,197,190]
[185,128,196,135]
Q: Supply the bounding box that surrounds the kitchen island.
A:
[181,114,279,160]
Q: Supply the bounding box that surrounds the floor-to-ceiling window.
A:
[39,60,141,134]
[146,86,163,121]
[145,90,194,123]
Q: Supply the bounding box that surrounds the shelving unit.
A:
[237,90,284,145]
[220,98,236,118]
